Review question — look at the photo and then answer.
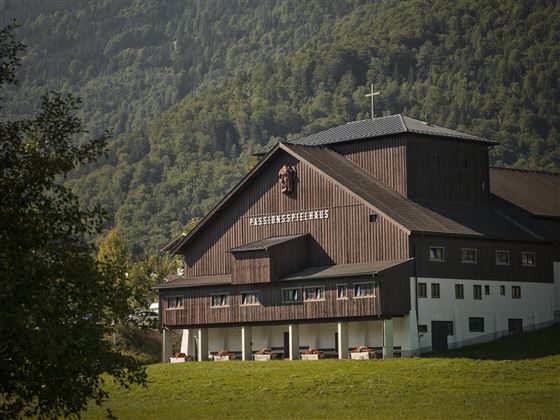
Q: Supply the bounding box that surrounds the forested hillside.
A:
[3,0,559,251]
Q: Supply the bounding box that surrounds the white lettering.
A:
[248,208,330,226]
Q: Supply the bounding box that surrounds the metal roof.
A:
[227,234,308,253]
[153,274,231,289]
[288,114,495,147]
[286,144,550,241]
[490,167,560,218]
[280,259,413,281]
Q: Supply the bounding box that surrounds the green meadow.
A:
[85,324,560,419]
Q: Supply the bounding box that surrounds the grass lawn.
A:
[85,324,560,419]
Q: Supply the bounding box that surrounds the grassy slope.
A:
[86,324,560,419]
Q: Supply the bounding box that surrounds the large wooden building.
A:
[155,114,560,361]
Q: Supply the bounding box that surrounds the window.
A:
[495,250,510,265]
[512,286,521,299]
[432,154,441,166]
[455,284,464,299]
[167,296,183,309]
[521,252,536,267]
[469,317,485,332]
[473,285,482,300]
[462,248,477,264]
[354,282,376,298]
[211,294,229,307]
[500,285,506,295]
[429,246,445,262]
[431,283,440,298]
[304,286,325,301]
[418,325,428,333]
[241,292,259,306]
[484,285,490,295]
[282,288,302,303]
[418,282,427,298]
[337,284,348,299]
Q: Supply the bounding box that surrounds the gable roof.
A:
[490,167,560,218]
[287,144,548,241]
[163,142,549,256]
[290,114,495,147]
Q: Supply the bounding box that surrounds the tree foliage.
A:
[3,1,558,251]
[0,22,145,418]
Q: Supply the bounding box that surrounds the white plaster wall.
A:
[415,277,555,352]
[203,320,412,356]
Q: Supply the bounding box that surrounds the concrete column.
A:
[241,326,253,361]
[162,328,172,363]
[383,319,394,359]
[337,321,349,359]
[288,324,300,360]
[180,329,196,357]
[197,328,209,361]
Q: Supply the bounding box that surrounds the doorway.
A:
[508,319,523,335]
[283,331,289,359]
[431,321,453,351]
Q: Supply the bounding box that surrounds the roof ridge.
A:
[490,166,560,176]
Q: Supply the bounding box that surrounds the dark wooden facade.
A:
[410,235,555,283]
[333,134,490,204]
[157,123,557,330]
[160,263,412,328]
[182,149,409,277]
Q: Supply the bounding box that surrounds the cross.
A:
[364,83,380,119]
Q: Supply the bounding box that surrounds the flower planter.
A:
[169,357,187,363]
[213,355,235,361]
[300,353,324,360]
[253,354,272,361]
[350,352,375,360]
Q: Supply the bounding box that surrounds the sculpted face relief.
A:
[278,164,296,194]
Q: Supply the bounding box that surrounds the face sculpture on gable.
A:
[278,165,296,194]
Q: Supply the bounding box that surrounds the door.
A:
[283,332,290,359]
[431,321,452,351]
[508,319,523,335]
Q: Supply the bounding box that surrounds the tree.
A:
[0,22,146,418]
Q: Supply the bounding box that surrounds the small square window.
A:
[512,286,521,299]
[500,285,505,295]
[418,282,427,298]
[431,283,440,298]
[418,324,428,333]
[521,252,536,267]
[495,250,510,265]
[354,282,376,298]
[282,288,302,303]
[167,296,184,309]
[429,247,445,262]
[473,285,482,300]
[337,284,348,299]
[469,317,485,332]
[455,284,464,299]
[484,285,490,295]
[304,286,325,301]
[241,292,259,306]
[462,248,477,264]
[211,294,229,308]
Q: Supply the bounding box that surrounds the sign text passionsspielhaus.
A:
[249,209,329,226]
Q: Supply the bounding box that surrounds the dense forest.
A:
[2,0,559,252]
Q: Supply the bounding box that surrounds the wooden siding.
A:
[268,235,309,279]
[182,150,409,276]
[378,261,412,315]
[160,271,411,328]
[410,235,555,283]
[331,135,408,195]
[406,136,490,204]
[231,252,272,284]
